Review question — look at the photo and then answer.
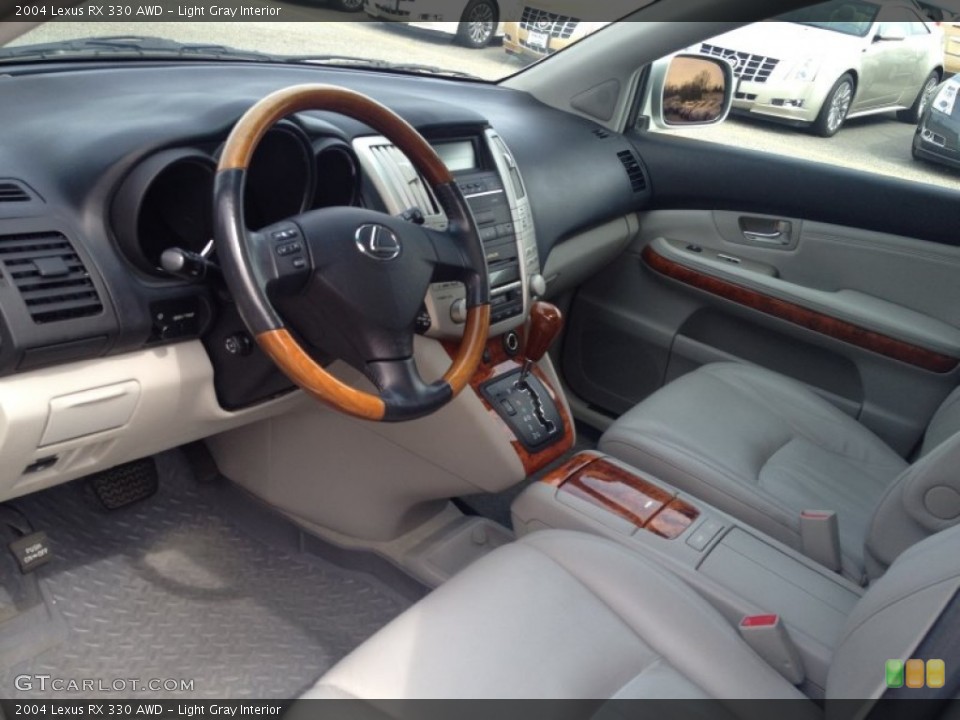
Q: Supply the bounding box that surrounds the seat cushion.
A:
[303,530,805,700]
[599,363,908,577]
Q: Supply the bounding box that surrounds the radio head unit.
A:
[354,130,540,339]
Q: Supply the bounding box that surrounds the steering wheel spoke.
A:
[424,226,488,314]
[365,357,452,421]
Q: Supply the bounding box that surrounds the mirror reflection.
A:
[663,56,728,125]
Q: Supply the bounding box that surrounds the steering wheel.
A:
[213,85,490,422]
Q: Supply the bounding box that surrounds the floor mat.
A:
[0,451,414,699]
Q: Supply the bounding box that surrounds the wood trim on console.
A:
[540,451,603,488]
[549,455,700,539]
[443,334,575,475]
[563,460,674,528]
[646,498,701,540]
[642,245,959,374]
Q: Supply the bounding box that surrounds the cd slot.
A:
[491,285,523,323]
[488,264,520,289]
[491,281,522,297]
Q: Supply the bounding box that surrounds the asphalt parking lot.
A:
[8,13,960,192]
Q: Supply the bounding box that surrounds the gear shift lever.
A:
[518,301,563,385]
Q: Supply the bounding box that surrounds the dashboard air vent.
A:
[0,181,32,203]
[0,231,103,324]
[368,143,440,217]
[617,150,647,193]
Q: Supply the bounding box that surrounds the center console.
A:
[355,127,573,475]
[512,452,865,697]
[354,128,540,340]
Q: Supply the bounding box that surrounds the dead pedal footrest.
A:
[89,458,159,510]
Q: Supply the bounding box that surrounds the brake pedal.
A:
[89,458,159,510]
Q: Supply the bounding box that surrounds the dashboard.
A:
[0,62,650,412]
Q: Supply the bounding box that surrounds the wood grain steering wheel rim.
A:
[214,84,490,421]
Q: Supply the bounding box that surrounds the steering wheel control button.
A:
[355,223,402,261]
[271,228,299,241]
[276,242,302,257]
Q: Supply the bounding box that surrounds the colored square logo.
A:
[927,659,946,689]
[906,659,926,688]
[886,659,904,688]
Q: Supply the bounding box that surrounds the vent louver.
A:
[368,143,441,217]
[0,181,32,203]
[0,231,103,324]
[617,150,647,193]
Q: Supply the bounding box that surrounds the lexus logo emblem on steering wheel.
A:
[355,224,402,261]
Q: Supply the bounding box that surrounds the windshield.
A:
[0,2,630,81]
[776,0,879,36]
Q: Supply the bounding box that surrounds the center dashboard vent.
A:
[367,142,441,218]
[0,231,103,324]
[617,150,648,193]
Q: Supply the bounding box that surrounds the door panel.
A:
[562,203,960,457]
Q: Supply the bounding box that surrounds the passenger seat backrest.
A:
[863,386,960,578]
[828,524,960,699]
[919,384,960,458]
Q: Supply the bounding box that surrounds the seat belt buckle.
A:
[800,509,842,573]
[738,614,805,685]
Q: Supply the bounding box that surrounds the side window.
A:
[643,0,953,192]
[878,6,930,35]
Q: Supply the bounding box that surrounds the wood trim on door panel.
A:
[642,245,959,374]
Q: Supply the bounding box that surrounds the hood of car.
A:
[704,21,864,62]
[929,75,960,118]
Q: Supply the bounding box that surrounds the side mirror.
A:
[876,25,907,42]
[647,53,735,129]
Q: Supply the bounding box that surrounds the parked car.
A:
[915,2,960,72]
[938,19,960,72]
[698,0,944,136]
[502,8,609,61]
[917,0,960,22]
[912,73,960,167]
[364,0,507,47]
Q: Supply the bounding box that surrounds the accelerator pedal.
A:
[89,458,159,510]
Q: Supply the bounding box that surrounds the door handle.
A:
[743,229,787,244]
[739,218,792,246]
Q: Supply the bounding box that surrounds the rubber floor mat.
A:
[0,451,414,699]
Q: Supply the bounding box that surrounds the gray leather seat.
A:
[599,363,960,580]
[303,527,960,700]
